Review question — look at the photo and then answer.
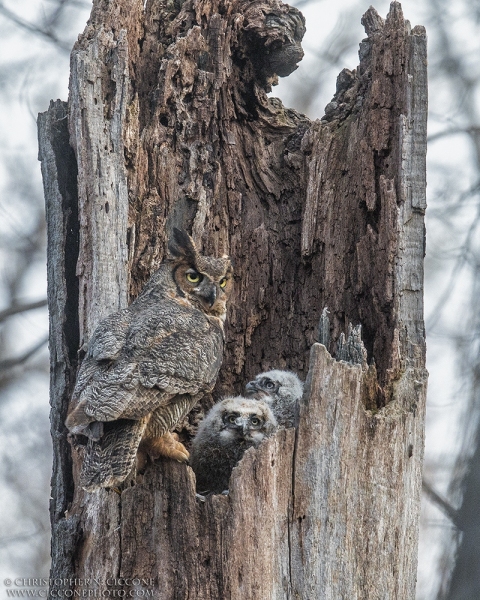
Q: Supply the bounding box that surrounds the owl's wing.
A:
[78,359,182,423]
[80,416,149,491]
[81,395,201,491]
[88,309,131,361]
[77,307,223,424]
[137,325,224,391]
[73,309,131,398]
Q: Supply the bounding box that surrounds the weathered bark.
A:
[38,0,427,598]
[38,100,80,581]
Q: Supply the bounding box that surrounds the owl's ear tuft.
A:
[168,228,197,260]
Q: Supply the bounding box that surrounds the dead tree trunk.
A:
[38,0,427,598]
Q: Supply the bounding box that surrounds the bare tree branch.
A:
[0,2,71,52]
[0,527,46,548]
[426,199,480,331]
[0,299,47,324]
[428,126,480,143]
[42,0,90,30]
[423,479,462,529]
[0,336,49,373]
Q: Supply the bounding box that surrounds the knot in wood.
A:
[241,3,305,81]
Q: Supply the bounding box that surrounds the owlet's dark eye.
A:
[186,270,202,284]
[250,417,260,426]
[219,277,227,288]
[228,415,237,424]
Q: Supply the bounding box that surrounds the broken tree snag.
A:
[292,344,427,600]
[290,9,427,596]
[302,3,427,397]
[69,13,134,340]
[120,428,296,598]
[39,0,427,597]
[38,100,80,584]
[89,0,310,394]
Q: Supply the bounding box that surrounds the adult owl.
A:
[245,370,303,428]
[190,396,277,495]
[66,228,233,491]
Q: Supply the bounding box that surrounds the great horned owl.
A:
[66,228,233,491]
[189,396,277,495]
[245,370,303,428]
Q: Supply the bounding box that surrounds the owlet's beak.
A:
[234,416,250,436]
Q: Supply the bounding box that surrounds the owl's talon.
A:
[195,493,206,502]
[142,431,190,463]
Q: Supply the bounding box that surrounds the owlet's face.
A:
[245,370,303,403]
[217,398,275,445]
[246,375,279,397]
[169,229,233,318]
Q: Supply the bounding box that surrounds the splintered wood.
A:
[39,0,427,598]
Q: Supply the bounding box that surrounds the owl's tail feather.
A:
[80,416,149,492]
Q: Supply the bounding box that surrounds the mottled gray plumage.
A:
[190,397,277,494]
[66,229,232,491]
[245,369,303,428]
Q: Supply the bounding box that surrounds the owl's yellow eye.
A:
[250,417,260,426]
[186,270,201,284]
[219,277,227,288]
[228,415,237,424]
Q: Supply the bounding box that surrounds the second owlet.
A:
[66,228,233,491]
[190,397,277,495]
[245,370,304,428]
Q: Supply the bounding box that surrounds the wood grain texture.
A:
[69,21,133,340]
[38,101,81,588]
[62,11,141,588]
[291,344,427,600]
[40,0,428,597]
[301,4,427,395]
[119,429,295,599]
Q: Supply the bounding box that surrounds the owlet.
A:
[190,396,277,495]
[245,369,303,428]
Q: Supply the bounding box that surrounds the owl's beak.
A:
[197,284,217,308]
[234,417,250,436]
[246,382,269,400]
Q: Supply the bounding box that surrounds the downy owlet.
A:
[245,369,303,428]
[189,396,277,494]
